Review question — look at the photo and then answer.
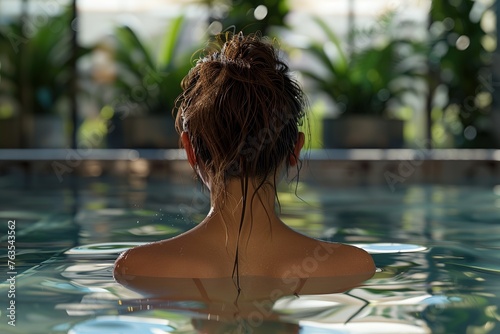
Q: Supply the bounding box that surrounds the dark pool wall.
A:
[303,160,500,187]
[0,159,499,189]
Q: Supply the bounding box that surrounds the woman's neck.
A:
[202,178,282,238]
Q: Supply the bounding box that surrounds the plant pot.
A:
[323,116,404,149]
[0,117,22,148]
[26,115,68,148]
[106,115,126,149]
[122,115,178,149]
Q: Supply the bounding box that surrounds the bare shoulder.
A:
[114,241,168,280]
[282,239,375,279]
[321,241,375,277]
[113,236,223,280]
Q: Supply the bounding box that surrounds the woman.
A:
[114,33,375,294]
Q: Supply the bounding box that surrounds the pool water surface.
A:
[0,175,500,333]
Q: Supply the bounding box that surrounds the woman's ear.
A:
[181,132,197,168]
[289,132,305,166]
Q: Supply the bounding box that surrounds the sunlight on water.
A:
[65,242,146,255]
[357,243,428,254]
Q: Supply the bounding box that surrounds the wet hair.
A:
[175,32,308,204]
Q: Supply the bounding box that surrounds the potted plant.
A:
[298,14,426,148]
[0,8,89,148]
[100,16,199,149]
[0,104,21,148]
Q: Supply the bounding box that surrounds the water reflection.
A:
[65,242,146,255]
[3,235,497,334]
[68,315,175,334]
[114,274,373,333]
[356,243,428,254]
[3,183,500,333]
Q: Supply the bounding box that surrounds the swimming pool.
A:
[0,173,499,333]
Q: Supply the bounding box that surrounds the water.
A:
[1,176,500,333]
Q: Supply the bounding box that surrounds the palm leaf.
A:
[158,15,185,69]
[109,16,201,115]
[311,16,348,69]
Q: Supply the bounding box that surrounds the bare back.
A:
[114,219,375,281]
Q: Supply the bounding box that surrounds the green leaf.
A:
[312,16,348,69]
[158,15,185,69]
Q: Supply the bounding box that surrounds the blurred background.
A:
[0,0,499,152]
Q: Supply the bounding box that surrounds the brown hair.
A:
[175,32,307,205]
